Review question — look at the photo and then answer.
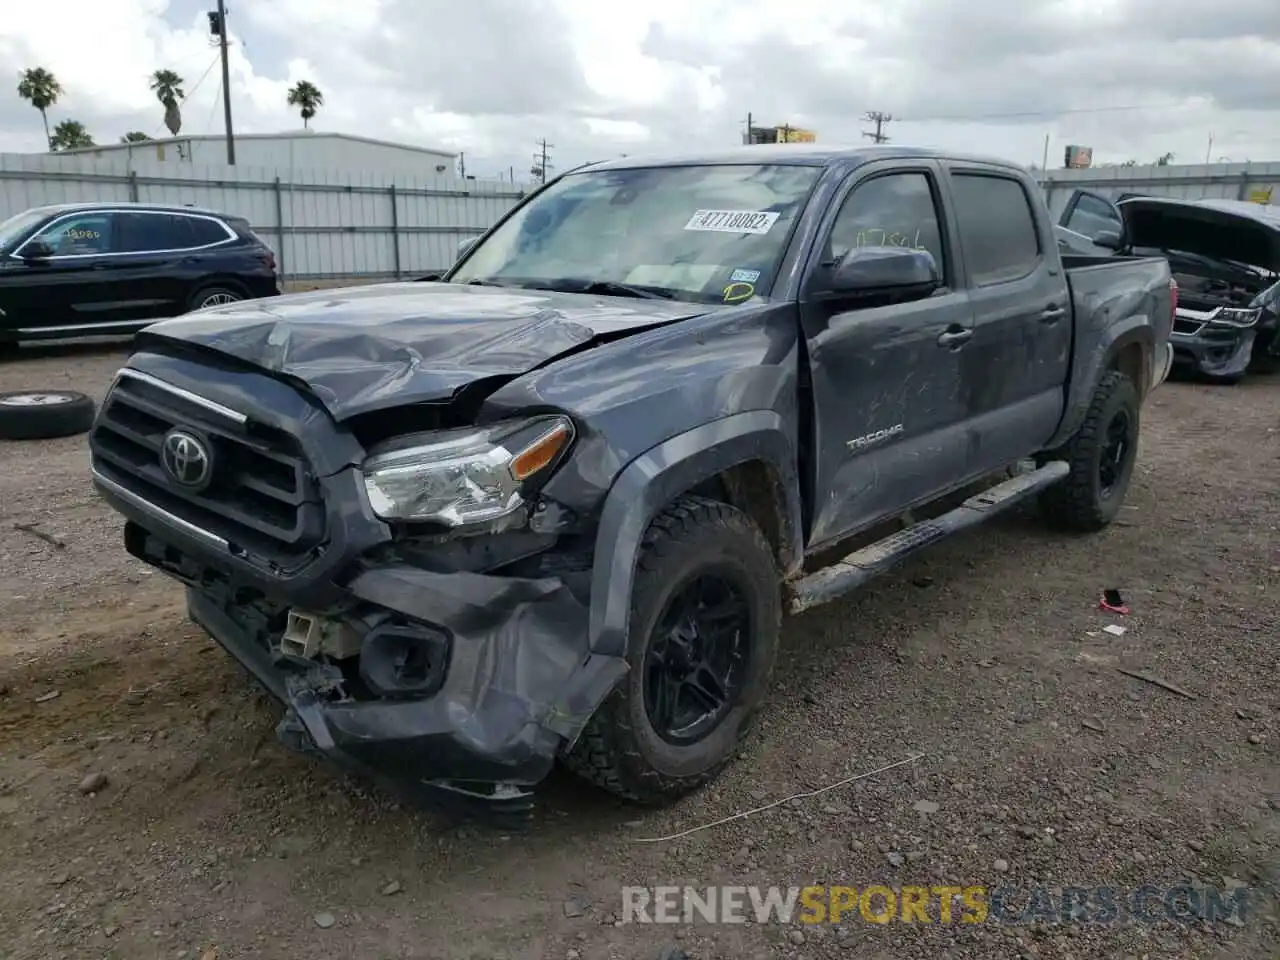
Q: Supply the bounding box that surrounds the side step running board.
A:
[787,460,1070,615]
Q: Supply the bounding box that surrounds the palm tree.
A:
[120,131,151,143]
[150,69,185,136]
[286,80,324,129]
[17,67,63,150]
[49,120,94,151]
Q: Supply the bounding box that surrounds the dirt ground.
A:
[0,341,1276,960]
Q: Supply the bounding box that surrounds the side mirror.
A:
[829,246,940,297]
[19,239,54,261]
[456,237,478,261]
[1091,228,1122,250]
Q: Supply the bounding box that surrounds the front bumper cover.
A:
[1170,316,1257,379]
[143,532,627,817]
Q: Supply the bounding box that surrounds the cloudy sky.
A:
[2,0,1279,182]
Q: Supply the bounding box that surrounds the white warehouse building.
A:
[61,131,458,178]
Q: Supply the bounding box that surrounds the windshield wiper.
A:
[527,278,678,300]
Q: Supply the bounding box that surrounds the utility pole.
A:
[458,152,466,179]
[531,139,553,184]
[862,111,894,144]
[744,111,753,145]
[210,0,235,164]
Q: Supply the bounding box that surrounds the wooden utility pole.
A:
[531,139,553,184]
[213,0,235,164]
[862,111,894,144]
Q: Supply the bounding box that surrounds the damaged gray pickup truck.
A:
[89,146,1175,818]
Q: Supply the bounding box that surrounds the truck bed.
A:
[1062,253,1174,395]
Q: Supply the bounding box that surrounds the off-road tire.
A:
[1038,370,1139,532]
[0,391,96,441]
[187,284,246,312]
[562,495,780,805]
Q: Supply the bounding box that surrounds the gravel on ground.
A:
[0,342,1276,960]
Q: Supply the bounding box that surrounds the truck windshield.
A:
[449,163,822,304]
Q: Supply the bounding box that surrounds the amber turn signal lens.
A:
[510,422,571,481]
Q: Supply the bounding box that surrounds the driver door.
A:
[797,161,975,549]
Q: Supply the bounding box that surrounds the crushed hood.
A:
[137,281,708,419]
[1119,197,1280,272]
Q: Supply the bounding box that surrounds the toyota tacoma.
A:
[89,146,1175,817]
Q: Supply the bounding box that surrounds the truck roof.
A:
[580,144,1032,174]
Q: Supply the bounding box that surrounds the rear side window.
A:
[120,213,230,252]
[950,174,1041,285]
[184,216,232,246]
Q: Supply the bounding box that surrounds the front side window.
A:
[32,212,116,256]
[1063,192,1122,241]
[826,172,946,274]
[449,163,823,304]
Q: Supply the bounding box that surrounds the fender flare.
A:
[587,411,802,658]
[1048,315,1154,448]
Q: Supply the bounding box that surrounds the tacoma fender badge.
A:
[846,424,904,451]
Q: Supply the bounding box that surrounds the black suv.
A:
[0,202,280,347]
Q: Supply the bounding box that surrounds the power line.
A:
[862,111,894,143]
[205,72,223,135]
[898,103,1170,124]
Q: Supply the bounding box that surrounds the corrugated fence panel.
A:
[0,150,528,280]
[1037,161,1280,219]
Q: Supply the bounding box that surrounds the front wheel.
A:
[1039,370,1140,532]
[563,496,780,804]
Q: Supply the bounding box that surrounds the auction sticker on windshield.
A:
[684,210,780,234]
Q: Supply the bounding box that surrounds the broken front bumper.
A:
[1170,314,1256,379]
[131,526,626,815]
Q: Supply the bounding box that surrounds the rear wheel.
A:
[563,496,780,804]
[1039,370,1140,532]
[188,285,245,312]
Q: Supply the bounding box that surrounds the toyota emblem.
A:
[161,429,213,488]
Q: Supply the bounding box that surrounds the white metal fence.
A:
[1036,161,1280,220]
[0,152,528,282]
[6,152,1278,282]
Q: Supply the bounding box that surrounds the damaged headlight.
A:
[361,414,575,526]
[1210,307,1262,328]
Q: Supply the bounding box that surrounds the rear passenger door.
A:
[798,161,976,547]
[943,166,1071,474]
[109,211,238,318]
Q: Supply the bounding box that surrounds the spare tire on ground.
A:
[0,391,97,441]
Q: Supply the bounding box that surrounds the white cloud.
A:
[1,0,1278,178]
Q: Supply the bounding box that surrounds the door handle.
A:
[937,326,972,349]
[1040,304,1067,323]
